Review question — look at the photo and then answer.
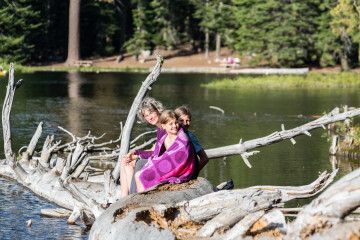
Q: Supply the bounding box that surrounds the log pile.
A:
[2,60,360,239]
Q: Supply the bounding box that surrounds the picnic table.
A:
[219,63,241,69]
[74,60,93,67]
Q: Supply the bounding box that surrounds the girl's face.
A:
[178,114,191,130]
[143,110,160,125]
[162,118,179,135]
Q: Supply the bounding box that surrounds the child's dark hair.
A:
[174,106,191,120]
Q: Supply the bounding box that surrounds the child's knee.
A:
[135,170,143,180]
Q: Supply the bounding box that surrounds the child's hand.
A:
[124,150,135,159]
[124,156,132,164]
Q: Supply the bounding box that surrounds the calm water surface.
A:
[0,177,89,239]
[0,71,359,239]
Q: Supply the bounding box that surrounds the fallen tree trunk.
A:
[205,107,360,167]
[307,221,360,240]
[89,170,336,239]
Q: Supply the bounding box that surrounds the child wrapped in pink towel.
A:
[135,110,195,191]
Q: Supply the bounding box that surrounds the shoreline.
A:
[4,48,359,74]
[14,65,360,75]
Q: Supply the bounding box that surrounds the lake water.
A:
[0,71,359,239]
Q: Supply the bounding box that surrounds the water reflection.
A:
[330,155,360,177]
[67,72,86,137]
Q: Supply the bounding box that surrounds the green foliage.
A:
[0,0,122,63]
[191,0,235,49]
[1,0,360,69]
[81,0,122,57]
[124,0,154,55]
[125,0,196,55]
[0,0,46,63]
[331,0,360,43]
[203,72,360,88]
[231,0,339,67]
[313,1,342,67]
[150,0,182,49]
[330,0,360,69]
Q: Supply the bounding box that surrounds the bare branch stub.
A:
[209,105,225,114]
[22,122,43,161]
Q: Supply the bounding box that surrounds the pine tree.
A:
[0,0,45,63]
[124,0,195,56]
[232,0,329,67]
[81,0,122,57]
[150,0,193,50]
[124,0,154,58]
[191,0,235,58]
[313,0,342,67]
[330,0,360,69]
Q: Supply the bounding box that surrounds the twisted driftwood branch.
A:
[58,174,104,222]
[112,53,164,180]
[2,63,27,179]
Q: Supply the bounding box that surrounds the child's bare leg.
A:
[135,170,145,192]
[125,160,135,190]
[120,160,132,197]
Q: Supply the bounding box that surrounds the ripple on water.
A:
[0,178,89,240]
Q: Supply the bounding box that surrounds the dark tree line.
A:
[0,0,359,69]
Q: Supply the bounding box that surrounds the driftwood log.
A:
[286,167,360,240]
[89,170,336,239]
[2,62,360,239]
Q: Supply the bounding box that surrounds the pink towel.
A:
[139,127,195,190]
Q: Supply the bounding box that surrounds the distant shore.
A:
[2,47,360,74]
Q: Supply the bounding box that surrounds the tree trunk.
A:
[340,49,350,71]
[204,0,209,59]
[65,0,81,67]
[205,29,209,59]
[215,33,221,59]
